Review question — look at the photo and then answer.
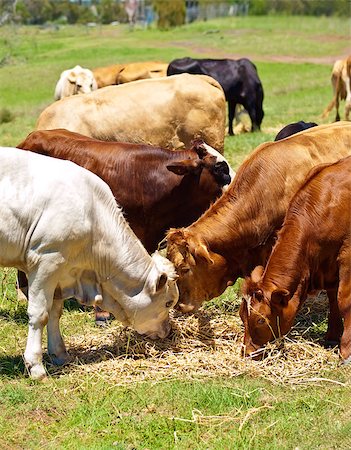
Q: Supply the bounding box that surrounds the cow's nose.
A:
[146,320,171,340]
[177,302,196,314]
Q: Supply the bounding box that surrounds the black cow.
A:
[167,57,264,136]
[274,121,318,141]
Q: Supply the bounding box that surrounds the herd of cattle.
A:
[1,54,351,379]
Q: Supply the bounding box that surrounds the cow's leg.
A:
[345,77,351,120]
[325,288,343,347]
[335,95,341,121]
[245,101,260,132]
[24,259,62,379]
[228,101,236,136]
[337,248,351,363]
[47,298,70,365]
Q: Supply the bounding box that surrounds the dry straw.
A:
[55,293,350,387]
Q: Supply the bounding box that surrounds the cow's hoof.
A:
[50,353,71,366]
[324,340,339,349]
[95,319,110,328]
[341,355,351,366]
[29,363,47,380]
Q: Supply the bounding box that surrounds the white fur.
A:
[54,65,97,100]
[0,147,178,378]
[200,142,236,190]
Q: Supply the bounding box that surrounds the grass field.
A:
[0,15,351,449]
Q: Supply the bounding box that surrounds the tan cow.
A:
[166,122,351,313]
[36,74,226,152]
[117,61,168,84]
[322,56,351,121]
[92,63,126,88]
[92,61,167,88]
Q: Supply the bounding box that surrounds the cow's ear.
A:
[271,289,290,308]
[166,159,201,175]
[68,71,77,84]
[251,265,264,282]
[190,139,207,158]
[155,273,168,292]
[194,243,214,264]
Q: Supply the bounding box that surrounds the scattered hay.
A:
[54,294,348,387]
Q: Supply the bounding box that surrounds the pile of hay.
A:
[59,293,348,387]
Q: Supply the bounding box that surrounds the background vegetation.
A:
[0,0,348,27]
[0,14,350,449]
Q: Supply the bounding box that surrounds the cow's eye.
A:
[166,301,173,308]
[257,318,266,325]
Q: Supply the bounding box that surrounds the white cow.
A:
[0,148,179,379]
[54,65,98,100]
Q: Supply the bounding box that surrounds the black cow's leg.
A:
[245,102,259,132]
[228,101,236,136]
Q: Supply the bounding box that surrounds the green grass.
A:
[0,15,351,449]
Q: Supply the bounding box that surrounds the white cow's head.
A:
[54,65,98,100]
[101,251,179,339]
[129,252,179,339]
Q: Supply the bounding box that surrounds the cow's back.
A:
[0,147,112,268]
[36,74,226,152]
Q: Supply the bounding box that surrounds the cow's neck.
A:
[262,222,311,297]
[189,189,282,279]
[94,202,153,293]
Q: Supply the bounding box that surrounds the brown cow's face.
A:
[240,272,297,359]
[166,229,229,313]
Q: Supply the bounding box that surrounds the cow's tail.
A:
[321,71,343,119]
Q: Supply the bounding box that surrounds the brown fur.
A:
[241,156,351,361]
[17,129,227,253]
[166,122,351,312]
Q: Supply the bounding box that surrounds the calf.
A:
[0,147,178,378]
[240,156,351,362]
[167,57,264,135]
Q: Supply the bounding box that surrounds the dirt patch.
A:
[166,40,349,65]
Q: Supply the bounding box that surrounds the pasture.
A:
[0,15,351,449]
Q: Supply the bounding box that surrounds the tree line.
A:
[0,0,348,27]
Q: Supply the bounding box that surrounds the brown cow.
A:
[322,56,351,122]
[36,74,226,153]
[17,129,233,253]
[166,122,351,313]
[240,156,351,363]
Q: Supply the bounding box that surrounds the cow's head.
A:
[166,228,230,313]
[68,66,98,95]
[239,266,298,359]
[123,251,179,339]
[166,140,234,192]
